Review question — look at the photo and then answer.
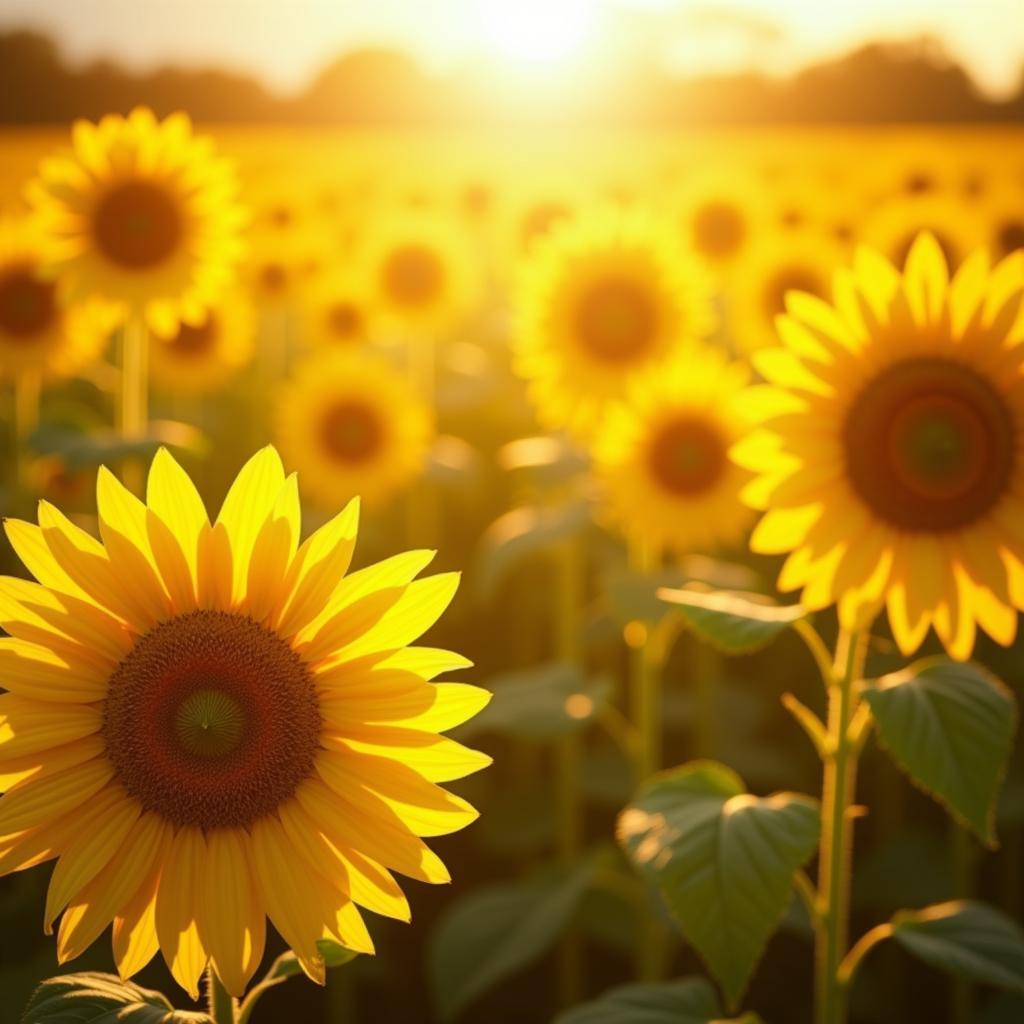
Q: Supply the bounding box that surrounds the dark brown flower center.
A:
[692,200,745,259]
[259,262,289,293]
[382,244,444,308]
[102,610,321,830]
[93,180,183,269]
[574,275,658,363]
[844,358,1016,531]
[167,315,217,357]
[320,400,384,462]
[0,263,57,338]
[326,302,363,340]
[648,416,727,495]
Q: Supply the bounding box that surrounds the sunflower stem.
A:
[554,536,585,1006]
[119,317,149,495]
[815,629,867,1024]
[206,966,237,1024]
[12,369,40,495]
[627,535,668,981]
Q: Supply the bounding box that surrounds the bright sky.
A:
[2,0,1023,97]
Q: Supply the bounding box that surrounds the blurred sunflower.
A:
[26,107,246,339]
[515,206,715,438]
[594,344,755,554]
[275,352,433,508]
[729,233,842,352]
[300,275,374,350]
[0,215,116,379]
[361,212,477,335]
[0,447,488,996]
[148,293,255,395]
[674,170,765,270]
[734,233,1024,660]
[862,193,985,274]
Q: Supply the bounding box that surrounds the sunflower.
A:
[728,231,843,353]
[733,233,1024,660]
[514,206,715,438]
[673,170,765,271]
[0,216,116,379]
[299,275,375,350]
[359,212,477,335]
[593,344,756,554]
[26,108,246,339]
[275,352,433,509]
[148,292,255,396]
[0,446,489,996]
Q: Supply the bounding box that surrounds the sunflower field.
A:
[1,102,1024,1024]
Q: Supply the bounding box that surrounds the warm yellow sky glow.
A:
[2,0,1023,97]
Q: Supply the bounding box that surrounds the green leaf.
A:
[861,658,1017,846]
[465,662,611,739]
[617,761,820,1006]
[265,939,359,981]
[891,901,1024,993]
[22,972,209,1024]
[497,435,589,488]
[475,500,590,600]
[429,861,596,1020]
[657,587,805,655]
[29,420,208,471]
[554,977,721,1024]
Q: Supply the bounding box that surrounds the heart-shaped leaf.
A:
[554,977,721,1024]
[429,860,595,1020]
[657,588,805,655]
[617,761,820,1006]
[861,658,1016,846]
[892,901,1024,993]
[22,972,210,1024]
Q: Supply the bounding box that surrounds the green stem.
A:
[555,538,584,1006]
[815,629,866,1024]
[206,966,236,1024]
[119,318,149,495]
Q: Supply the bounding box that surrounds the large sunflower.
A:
[0,216,115,379]
[515,206,715,439]
[148,292,255,396]
[26,107,246,339]
[275,352,433,509]
[0,447,488,996]
[594,344,756,554]
[734,233,1024,660]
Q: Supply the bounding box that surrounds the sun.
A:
[477,0,596,65]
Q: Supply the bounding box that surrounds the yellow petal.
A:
[216,446,286,605]
[245,475,300,624]
[113,861,162,980]
[146,447,209,590]
[45,786,140,932]
[155,827,208,998]
[316,749,478,837]
[0,735,105,791]
[3,519,95,607]
[319,679,490,733]
[0,639,107,703]
[199,829,265,997]
[321,730,492,783]
[57,812,167,964]
[271,498,360,638]
[0,756,112,836]
[0,694,102,759]
[249,814,328,984]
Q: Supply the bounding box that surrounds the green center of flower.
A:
[844,357,1015,531]
[383,244,444,307]
[93,179,183,269]
[0,263,57,339]
[648,416,726,496]
[575,275,658,363]
[174,688,245,758]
